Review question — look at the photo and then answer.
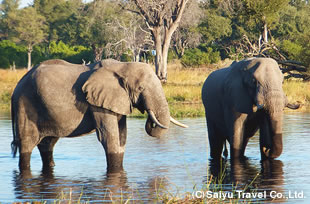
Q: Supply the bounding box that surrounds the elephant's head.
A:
[82,61,185,137]
[226,58,299,159]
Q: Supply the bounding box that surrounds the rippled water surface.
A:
[0,112,309,203]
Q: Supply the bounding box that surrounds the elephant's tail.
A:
[11,98,19,158]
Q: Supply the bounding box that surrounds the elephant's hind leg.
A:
[37,136,59,169]
[19,137,39,171]
[18,124,40,171]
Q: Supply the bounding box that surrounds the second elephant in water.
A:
[202,58,299,161]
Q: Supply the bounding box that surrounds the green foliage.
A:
[0,40,92,68]
[48,41,92,64]
[120,53,132,62]
[181,46,220,67]
[280,40,303,61]
[198,10,232,44]
[0,0,310,70]
[0,40,26,68]
[34,0,82,42]
[167,49,178,63]
[11,7,47,47]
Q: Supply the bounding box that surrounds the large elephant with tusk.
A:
[11,59,187,173]
[201,58,300,161]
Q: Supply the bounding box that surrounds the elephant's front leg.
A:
[230,113,248,159]
[93,109,127,173]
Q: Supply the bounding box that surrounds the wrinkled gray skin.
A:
[11,59,170,173]
[202,58,299,161]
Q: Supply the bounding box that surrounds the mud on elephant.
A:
[201,58,300,161]
[11,59,187,173]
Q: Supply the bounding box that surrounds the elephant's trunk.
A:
[261,92,284,159]
[143,82,188,137]
[262,116,283,159]
[143,88,170,137]
[145,109,170,137]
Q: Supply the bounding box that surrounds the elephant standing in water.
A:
[11,59,186,172]
[201,58,299,161]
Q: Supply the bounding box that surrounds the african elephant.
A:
[11,59,186,172]
[201,58,299,161]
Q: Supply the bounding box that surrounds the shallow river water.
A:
[0,112,309,203]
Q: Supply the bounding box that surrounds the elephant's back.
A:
[202,68,229,104]
[28,62,91,136]
[202,68,229,130]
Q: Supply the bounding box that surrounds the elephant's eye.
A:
[138,86,144,92]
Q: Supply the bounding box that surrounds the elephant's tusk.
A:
[263,147,270,157]
[253,104,264,112]
[148,110,168,129]
[170,117,188,128]
[286,103,301,110]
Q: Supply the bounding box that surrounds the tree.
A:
[240,0,289,43]
[10,7,47,70]
[131,0,190,82]
[81,0,124,61]
[171,0,202,58]
[34,0,82,43]
[0,0,20,39]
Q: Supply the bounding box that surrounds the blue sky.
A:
[20,0,91,8]
[20,0,32,8]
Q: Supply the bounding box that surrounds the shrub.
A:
[49,41,92,64]
[181,47,220,67]
[0,40,27,68]
[280,40,303,61]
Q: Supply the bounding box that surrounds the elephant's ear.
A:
[225,62,254,114]
[82,68,132,115]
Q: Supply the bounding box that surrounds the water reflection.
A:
[12,166,174,202]
[11,158,286,202]
[13,169,156,202]
[207,158,285,202]
[1,113,309,203]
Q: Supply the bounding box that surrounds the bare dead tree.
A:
[227,34,310,80]
[171,0,202,58]
[131,0,190,82]
[115,13,153,62]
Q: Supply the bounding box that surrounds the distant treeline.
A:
[0,0,310,69]
[0,40,93,68]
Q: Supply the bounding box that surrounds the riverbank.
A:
[1,62,310,117]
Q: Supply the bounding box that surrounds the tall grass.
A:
[283,80,310,111]
[0,69,27,110]
[1,62,310,116]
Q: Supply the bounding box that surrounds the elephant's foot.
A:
[106,152,124,173]
[39,151,55,168]
[19,152,31,171]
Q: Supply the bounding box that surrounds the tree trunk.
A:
[263,16,268,44]
[133,0,189,82]
[27,45,33,71]
[263,24,268,43]
[92,44,104,62]
[134,48,140,62]
[153,27,167,82]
